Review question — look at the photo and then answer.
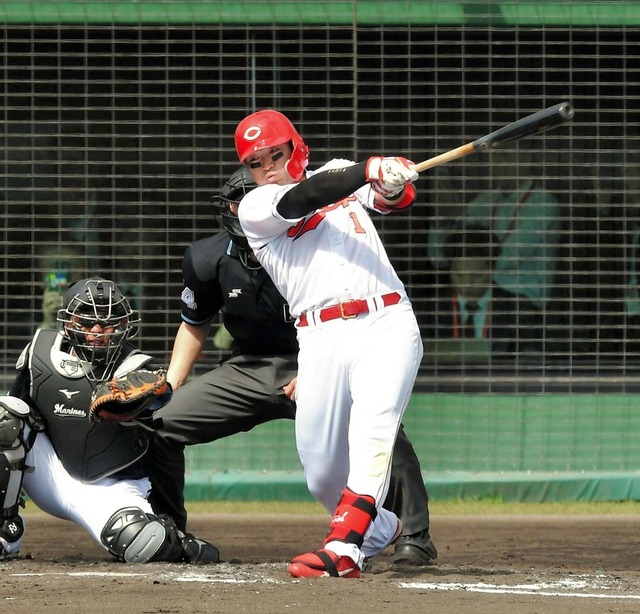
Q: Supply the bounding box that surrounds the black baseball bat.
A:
[412,102,574,173]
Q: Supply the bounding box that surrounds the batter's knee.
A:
[100,507,219,564]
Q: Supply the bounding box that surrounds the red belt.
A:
[297,292,401,327]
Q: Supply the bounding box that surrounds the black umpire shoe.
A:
[393,529,438,565]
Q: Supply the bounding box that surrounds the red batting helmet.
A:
[234,110,309,179]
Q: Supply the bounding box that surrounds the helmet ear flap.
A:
[284,141,310,182]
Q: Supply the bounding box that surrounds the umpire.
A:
[149,166,437,566]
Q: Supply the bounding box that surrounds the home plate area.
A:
[7,513,640,613]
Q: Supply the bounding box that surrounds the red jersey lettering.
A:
[287,196,363,240]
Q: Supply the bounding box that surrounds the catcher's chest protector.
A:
[27,329,150,482]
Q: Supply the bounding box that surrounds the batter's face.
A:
[245,143,293,186]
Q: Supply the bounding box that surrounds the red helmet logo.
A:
[242,126,262,142]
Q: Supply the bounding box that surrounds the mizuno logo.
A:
[59,389,80,399]
[228,289,243,298]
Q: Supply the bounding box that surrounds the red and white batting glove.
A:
[365,156,419,199]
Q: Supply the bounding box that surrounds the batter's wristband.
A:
[373,183,416,212]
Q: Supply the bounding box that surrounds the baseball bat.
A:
[412,102,574,173]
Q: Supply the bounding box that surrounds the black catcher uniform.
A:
[149,167,437,566]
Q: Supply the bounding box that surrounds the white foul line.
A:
[400,580,640,600]
[9,570,640,598]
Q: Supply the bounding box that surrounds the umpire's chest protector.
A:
[27,329,150,483]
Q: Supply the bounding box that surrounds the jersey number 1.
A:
[288,197,365,239]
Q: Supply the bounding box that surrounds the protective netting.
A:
[1,3,638,480]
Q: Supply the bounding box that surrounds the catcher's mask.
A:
[210,165,261,270]
[57,278,139,374]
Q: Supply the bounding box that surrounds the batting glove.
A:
[366,156,419,199]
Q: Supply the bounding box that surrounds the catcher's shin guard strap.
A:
[324,487,377,548]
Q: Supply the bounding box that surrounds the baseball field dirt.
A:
[4,512,640,613]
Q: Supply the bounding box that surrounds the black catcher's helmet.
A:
[57,278,139,376]
[210,165,259,269]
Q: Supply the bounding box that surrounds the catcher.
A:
[0,277,219,564]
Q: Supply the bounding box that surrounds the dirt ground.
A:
[4,513,640,614]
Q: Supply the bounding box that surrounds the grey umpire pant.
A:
[149,353,430,536]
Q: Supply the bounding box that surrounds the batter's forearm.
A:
[277,162,367,219]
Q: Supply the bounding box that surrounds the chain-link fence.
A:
[1,2,638,398]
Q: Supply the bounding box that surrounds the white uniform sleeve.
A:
[238,157,378,249]
[238,183,298,249]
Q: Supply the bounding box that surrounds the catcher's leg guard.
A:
[101,507,178,563]
[324,487,377,548]
[100,507,220,564]
[0,397,31,560]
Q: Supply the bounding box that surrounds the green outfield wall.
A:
[184,393,640,502]
[0,1,638,26]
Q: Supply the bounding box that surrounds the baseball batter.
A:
[235,109,423,578]
[148,165,436,567]
[0,278,219,564]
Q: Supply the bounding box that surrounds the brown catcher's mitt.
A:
[89,369,169,423]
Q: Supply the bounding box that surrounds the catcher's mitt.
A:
[89,369,169,423]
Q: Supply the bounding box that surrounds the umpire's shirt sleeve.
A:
[179,236,226,326]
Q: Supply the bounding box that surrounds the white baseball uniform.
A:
[239,159,423,560]
[19,428,153,551]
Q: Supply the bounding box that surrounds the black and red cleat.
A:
[288,549,360,578]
